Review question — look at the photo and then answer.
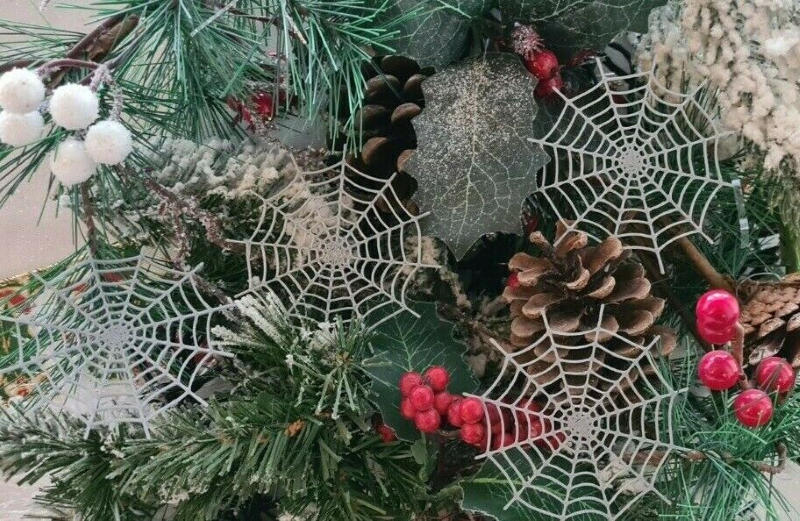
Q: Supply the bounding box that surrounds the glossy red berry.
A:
[400,398,417,420]
[409,385,435,411]
[460,397,484,424]
[424,366,450,392]
[399,372,424,397]
[434,392,455,415]
[507,272,520,289]
[252,92,274,120]
[695,290,740,344]
[697,350,740,391]
[415,408,441,433]
[447,398,464,427]
[534,73,564,99]
[460,422,486,447]
[491,432,516,450]
[756,357,796,393]
[525,49,559,80]
[376,423,397,443]
[734,389,773,428]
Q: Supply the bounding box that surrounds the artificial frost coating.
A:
[85,120,133,165]
[49,83,100,130]
[0,111,44,147]
[0,252,232,437]
[0,68,45,114]
[529,62,734,272]
[468,306,686,520]
[407,53,548,260]
[231,159,437,328]
[50,138,96,186]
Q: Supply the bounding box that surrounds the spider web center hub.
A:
[316,234,353,268]
[97,322,133,351]
[617,146,647,178]
[563,409,597,444]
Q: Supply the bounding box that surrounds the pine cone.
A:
[739,274,800,369]
[503,222,675,397]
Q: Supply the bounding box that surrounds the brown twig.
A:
[675,236,734,292]
[632,443,787,475]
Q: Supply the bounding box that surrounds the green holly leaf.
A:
[499,0,666,58]
[386,0,490,69]
[407,53,549,260]
[460,451,606,520]
[364,301,478,441]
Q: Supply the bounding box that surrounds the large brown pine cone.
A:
[503,222,675,397]
[739,274,800,369]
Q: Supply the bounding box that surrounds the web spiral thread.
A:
[0,253,232,437]
[231,159,437,327]
[473,306,687,520]
[529,61,734,272]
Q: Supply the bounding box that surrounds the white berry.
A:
[50,138,96,186]
[49,84,99,130]
[0,111,44,147]
[85,120,133,165]
[0,68,45,114]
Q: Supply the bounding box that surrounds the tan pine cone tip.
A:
[739,273,800,368]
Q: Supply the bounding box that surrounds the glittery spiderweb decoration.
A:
[529,62,734,272]
[231,159,437,327]
[473,306,686,520]
[0,253,232,437]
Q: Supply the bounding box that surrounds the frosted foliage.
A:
[233,160,437,327]
[529,63,734,272]
[0,254,231,437]
[475,307,686,520]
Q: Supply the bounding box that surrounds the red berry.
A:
[697,350,740,391]
[526,416,544,441]
[460,422,486,447]
[409,385,435,411]
[695,290,740,342]
[424,366,450,392]
[376,423,397,443]
[447,398,464,427]
[460,397,484,424]
[524,49,559,80]
[252,92,275,120]
[400,398,417,420]
[507,272,520,290]
[491,432,516,450]
[534,73,564,99]
[399,372,424,397]
[734,389,773,428]
[434,392,455,415]
[756,357,796,393]
[697,317,737,345]
[414,409,441,433]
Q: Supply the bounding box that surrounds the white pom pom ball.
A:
[50,138,96,186]
[85,120,133,165]
[0,68,45,114]
[0,111,44,147]
[49,84,99,130]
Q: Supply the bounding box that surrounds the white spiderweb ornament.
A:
[529,62,734,272]
[472,306,686,520]
[0,253,232,437]
[231,159,437,327]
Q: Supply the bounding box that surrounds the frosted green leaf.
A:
[387,0,490,69]
[499,0,666,57]
[407,53,548,260]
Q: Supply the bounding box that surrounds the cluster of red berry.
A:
[523,50,562,99]
[399,366,454,433]
[695,289,796,428]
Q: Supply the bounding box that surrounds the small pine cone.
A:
[739,273,800,369]
[503,222,675,399]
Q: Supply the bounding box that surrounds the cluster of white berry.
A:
[0,67,133,187]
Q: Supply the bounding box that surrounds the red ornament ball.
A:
[414,408,441,433]
[756,357,796,393]
[399,372,424,396]
[534,73,564,99]
[695,290,740,343]
[460,397,484,424]
[409,385,435,411]
[697,318,737,345]
[376,423,397,443]
[525,50,559,80]
[697,350,740,391]
[434,392,455,415]
[460,422,486,447]
[447,398,464,427]
[400,398,417,420]
[734,389,774,428]
[424,366,450,392]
